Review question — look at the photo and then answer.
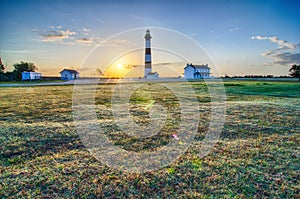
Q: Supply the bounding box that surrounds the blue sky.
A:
[1,0,300,77]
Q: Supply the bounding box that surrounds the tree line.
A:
[0,59,37,81]
[289,65,300,81]
[0,58,299,81]
[222,64,300,81]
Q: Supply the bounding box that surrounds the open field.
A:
[0,80,299,198]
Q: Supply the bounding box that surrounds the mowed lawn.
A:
[0,80,299,198]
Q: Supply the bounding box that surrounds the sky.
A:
[1,0,300,77]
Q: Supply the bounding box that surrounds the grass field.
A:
[0,80,299,198]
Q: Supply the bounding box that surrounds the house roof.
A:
[60,69,79,74]
[194,65,210,69]
[184,64,210,69]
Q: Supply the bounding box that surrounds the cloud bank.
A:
[76,38,93,44]
[252,35,300,66]
[41,29,76,42]
[35,26,130,47]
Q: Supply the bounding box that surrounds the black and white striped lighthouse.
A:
[144,29,152,77]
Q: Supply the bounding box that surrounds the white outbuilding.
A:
[21,72,42,81]
[184,63,211,79]
[60,69,79,80]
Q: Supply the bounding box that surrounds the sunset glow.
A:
[0,1,299,77]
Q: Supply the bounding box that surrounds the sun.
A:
[117,64,123,69]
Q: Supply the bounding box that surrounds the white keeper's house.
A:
[184,63,211,79]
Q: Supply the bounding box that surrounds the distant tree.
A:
[13,61,37,81]
[289,64,300,81]
[0,57,5,73]
[13,61,36,72]
[96,68,104,76]
[0,71,13,81]
[0,57,7,81]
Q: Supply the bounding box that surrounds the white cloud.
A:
[82,28,92,36]
[76,38,93,45]
[267,52,300,65]
[61,29,76,36]
[36,26,129,47]
[49,25,62,29]
[251,35,267,40]
[83,28,91,32]
[41,29,76,42]
[251,35,297,50]
[252,35,300,66]
[41,30,66,42]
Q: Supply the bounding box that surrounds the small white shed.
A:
[21,72,42,81]
[60,69,79,80]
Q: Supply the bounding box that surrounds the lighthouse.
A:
[144,29,152,77]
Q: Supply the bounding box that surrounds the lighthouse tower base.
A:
[144,68,152,77]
